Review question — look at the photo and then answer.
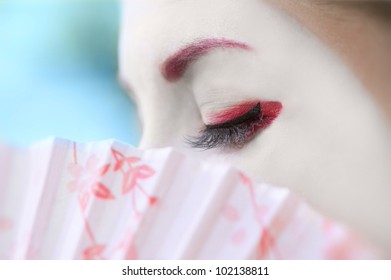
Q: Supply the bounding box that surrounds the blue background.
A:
[0,0,140,147]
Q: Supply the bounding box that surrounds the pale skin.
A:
[270,0,391,124]
[119,0,391,254]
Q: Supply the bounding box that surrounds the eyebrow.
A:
[161,38,251,82]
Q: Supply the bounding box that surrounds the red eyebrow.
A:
[161,38,251,82]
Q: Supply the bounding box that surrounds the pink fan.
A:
[0,138,380,259]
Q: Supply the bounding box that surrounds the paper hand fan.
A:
[0,138,381,259]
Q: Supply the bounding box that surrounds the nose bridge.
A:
[137,124,180,149]
[137,108,172,149]
[137,111,221,164]
[132,75,201,150]
[136,100,187,150]
[136,98,202,150]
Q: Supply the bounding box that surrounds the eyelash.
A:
[186,103,262,150]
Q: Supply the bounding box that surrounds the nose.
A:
[135,95,202,151]
[136,110,196,151]
[137,129,184,150]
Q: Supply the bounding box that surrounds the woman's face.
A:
[119,0,391,250]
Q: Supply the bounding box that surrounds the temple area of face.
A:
[160,38,252,82]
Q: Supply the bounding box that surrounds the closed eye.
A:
[186,101,282,150]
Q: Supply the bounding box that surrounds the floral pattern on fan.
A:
[111,148,157,216]
[68,143,156,260]
[241,173,281,259]
[0,138,381,259]
[67,154,113,210]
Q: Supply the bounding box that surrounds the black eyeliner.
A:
[206,103,262,129]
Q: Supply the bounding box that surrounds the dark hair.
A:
[320,1,391,23]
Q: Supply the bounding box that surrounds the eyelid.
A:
[206,103,261,129]
[187,100,283,150]
[206,101,262,124]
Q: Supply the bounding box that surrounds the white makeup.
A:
[120,0,391,252]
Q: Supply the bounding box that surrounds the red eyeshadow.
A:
[209,100,282,130]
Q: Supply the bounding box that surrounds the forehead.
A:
[119,0,276,89]
[121,0,260,39]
